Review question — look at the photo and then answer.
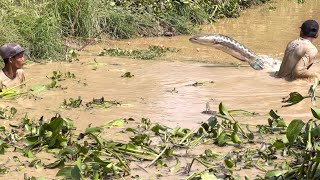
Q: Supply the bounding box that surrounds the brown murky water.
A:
[1,0,320,179]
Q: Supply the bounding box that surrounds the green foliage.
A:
[85,97,121,109]
[99,45,179,60]
[0,1,64,60]
[61,96,82,108]
[121,72,134,78]
[23,114,74,149]
[0,106,17,119]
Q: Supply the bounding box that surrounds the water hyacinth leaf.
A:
[151,124,167,135]
[0,140,9,154]
[49,117,64,131]
[312,126,320,137]
[56,167,73,177]
[125,128,139,134]
[269,109,280,119]
[224,159,234,169]
[311,156,320,163]
[282,92,304,107]
[200,171,220,180]
[24,136,40,146]
[49,80,57,88]
[165,147,174,157]
[93,156,112,165]
[130,134,150,145]
[311,107,320,120]
[71,165,81,180]
[286,119,305,145]
[45,159,65,169]
[31,85,48,92]
[273,140,285,149]
[208,116,218,127]
[26,150,35,158]
[231,132,242,144]
[93,171,99,180]
[29,159,42,168]
[0,166,8,174]
[172,127,187,137]
[265,170,283,178]
[85,127,102,134]
[60,141,68,148]
[219,102,229,116]
[58,147,75,157]
[88,133,105,146]
[103,119,125,128]
[276,119,287,127]
[217,132,228,146]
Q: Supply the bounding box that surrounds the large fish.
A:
[189,34,281,71]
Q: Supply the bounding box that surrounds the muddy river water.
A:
[1,0,320,179]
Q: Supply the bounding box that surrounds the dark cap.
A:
[300,19,319,38]
[0,43,26,60]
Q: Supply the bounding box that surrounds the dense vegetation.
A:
[0,0,271,61]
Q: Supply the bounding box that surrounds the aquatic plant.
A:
[61,96,83,109]
[2,96,320,179]
[85,97,121,109]
[99,45,179,60]
[0,107,17,119]
[121,72,134,78]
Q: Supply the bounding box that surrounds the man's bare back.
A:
[276,37,319,81]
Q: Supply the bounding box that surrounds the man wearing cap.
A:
[0,43,26,91]
[276,19,319,80]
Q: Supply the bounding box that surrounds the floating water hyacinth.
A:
[99,46,179,60]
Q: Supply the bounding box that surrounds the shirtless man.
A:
[0,43,26,91]
[276,19,319,81]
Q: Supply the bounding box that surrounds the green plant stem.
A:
[178,131,193,145]
[146,144,169,168]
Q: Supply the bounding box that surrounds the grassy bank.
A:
[0,0,272,61]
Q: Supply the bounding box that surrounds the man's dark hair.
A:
[300,19,319,38]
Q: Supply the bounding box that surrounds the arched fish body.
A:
[189,34,281,71]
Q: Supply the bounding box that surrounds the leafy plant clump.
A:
[3,97,320,179]
[3,80,320,179]
[121,72,134,78]
[85,97,121,109]
[99,45,179,60]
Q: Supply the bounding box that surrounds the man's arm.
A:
[293,55,318,79]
